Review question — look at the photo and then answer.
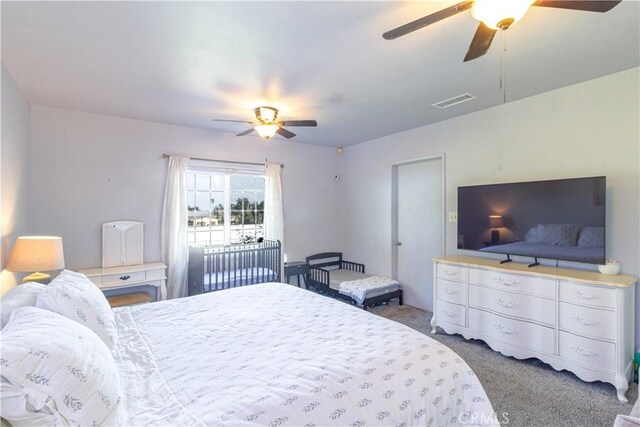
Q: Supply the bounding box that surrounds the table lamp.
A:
[6,236,65,283]
[489,215,504,244]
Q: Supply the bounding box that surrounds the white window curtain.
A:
[264,163,284,276]
[188,159,265,175]
[161,155,190,299]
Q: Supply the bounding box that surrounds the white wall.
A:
[30,106,340,270]
[339,68,639,309]
[1,65,32,293]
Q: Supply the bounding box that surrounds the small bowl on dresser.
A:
[598,262,620,275]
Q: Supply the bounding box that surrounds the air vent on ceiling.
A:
[432,93,477,109]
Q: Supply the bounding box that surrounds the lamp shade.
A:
[489,215,504,229]
[6,236,65,272]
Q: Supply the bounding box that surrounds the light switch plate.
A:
[448,212,458,223]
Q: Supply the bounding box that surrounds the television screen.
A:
[457,176,606,265]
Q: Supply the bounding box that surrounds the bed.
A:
[306,252,403,309]
[1,275,498,426]
[188,239,281,295]
[116,283,496,426]
[479,241,604,264]
[479,224,605,265]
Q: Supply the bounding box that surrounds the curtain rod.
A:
[162,154,284,168]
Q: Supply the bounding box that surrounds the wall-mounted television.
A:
[457,176,606,265]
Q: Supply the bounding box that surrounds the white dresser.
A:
[432,255,637,402]
[79,262,167,302]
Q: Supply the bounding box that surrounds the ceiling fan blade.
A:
[383,0,474,40]
[212,119,254,124]
[236,128,256,137]
[278,120,318,127]
[533,0,621,13]
[463,22,497,62]
[276,127,296,139]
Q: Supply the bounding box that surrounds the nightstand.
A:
[79,262,167,303]
[284,261,310,288]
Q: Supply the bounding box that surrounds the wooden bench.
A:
[107,292,151,308]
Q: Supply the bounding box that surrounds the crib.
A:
[188,240,281,296]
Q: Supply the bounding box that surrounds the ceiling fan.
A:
[212,106,318,140]
[383,0,622,62]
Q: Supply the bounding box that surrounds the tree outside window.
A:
[187,171,264,246]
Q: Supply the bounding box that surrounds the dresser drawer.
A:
[559,331,615,372]
[436,301,466,327]
[559,281,616,309]
[469,285,554,326]
[146,268,166,281]
[469,268,555,299]
[102,270,147,286]
[436,263,467,282]
[559,302,615,341]
[469,308,555,354]
[437,278,467,305]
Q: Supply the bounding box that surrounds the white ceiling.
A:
[2,1,638,147]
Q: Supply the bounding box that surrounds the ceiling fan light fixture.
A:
[255,106,278,124]
[214,105,315,140]
[471,0,535,30]
[255,124,279,139]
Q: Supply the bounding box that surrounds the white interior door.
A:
[393,157,444,311]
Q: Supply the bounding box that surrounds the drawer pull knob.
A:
[572,346,600,357]
[120,275,131,281]
[572,316,600,326]
[493,323,520,335]
[444,289,458,295]
[444,269,458,276]
[443,309,457,318]
[494,277,519,286]
[573,290,600,300]
[494,298,520,309]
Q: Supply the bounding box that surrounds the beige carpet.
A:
[368,301,637,427]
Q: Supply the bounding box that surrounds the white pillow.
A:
[577,226,605,248]
[35,271,118,350]
[536,223,579,246]
[524,226,542,243]
[0,283,47,328]
[54,270,105,299]
[0,307,122,426]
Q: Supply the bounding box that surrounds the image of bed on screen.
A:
[457,176,606,266]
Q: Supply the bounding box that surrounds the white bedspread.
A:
[114,283,497,426]
[339,275,400,304]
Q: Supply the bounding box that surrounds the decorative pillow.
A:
[536,224,579,246]
[1,282,47,328]
[0,307,122,426]
[524,226,541,243]
[54,270,105,299]
[577,226,605,248]
[35,271,117,350]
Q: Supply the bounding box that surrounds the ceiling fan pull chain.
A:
[501,29,507,104]
[499,33,503,91]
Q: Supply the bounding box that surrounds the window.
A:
[186,167,265,246]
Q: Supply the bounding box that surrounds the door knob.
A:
[395,241,402,246]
